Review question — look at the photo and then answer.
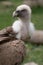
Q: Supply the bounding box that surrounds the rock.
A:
[38,0,43,7]
[23,62,38,65]
[23,0,38,7]
[1,1,14,7]
[23,0,43,7]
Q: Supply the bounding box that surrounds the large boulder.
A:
[23,62,38,65]
[23,0,43,7]
[23,0,38,7]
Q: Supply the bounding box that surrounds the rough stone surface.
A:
[23,62,38,65]
[23,0,43,7]
[1,1,14,7]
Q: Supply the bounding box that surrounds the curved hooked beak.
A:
[12,11,18,17]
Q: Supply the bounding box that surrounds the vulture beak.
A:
[13,11,18,17]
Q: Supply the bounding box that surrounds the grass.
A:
[0,0,43,65]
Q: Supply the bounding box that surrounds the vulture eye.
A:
[16,10,20,13]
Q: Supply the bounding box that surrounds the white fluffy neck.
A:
[28,22,35,36]
[19,18,35,37]
[19,16,31,22]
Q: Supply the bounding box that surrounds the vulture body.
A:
[0,40,26,65]
[0,4,43,44]
[12,4,43,44]
[12,4,35,40]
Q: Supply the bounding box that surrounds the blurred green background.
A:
[0,0,43,65]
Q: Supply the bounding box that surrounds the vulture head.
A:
[13,4,31,21]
